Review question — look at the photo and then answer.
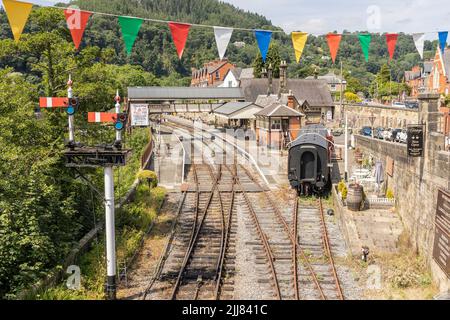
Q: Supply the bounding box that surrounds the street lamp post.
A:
[369,112,376,139]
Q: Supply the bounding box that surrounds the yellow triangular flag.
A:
[291,32,308,63]
[2,0,33,43]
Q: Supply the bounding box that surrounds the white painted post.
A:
[104,166,116,300]
[67,75,75,144]
[115,90,122,144]
[344,111,349,181]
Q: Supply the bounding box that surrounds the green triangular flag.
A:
[118,16,143,55]
[358,34,371,62]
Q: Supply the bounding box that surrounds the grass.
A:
[343,231,438,300]
[115,128,151,200]
[34,183,166,300]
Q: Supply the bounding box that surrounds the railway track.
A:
[144,118,345,300]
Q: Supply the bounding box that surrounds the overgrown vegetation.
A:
[34,179,166,300]
[0,7,157,298]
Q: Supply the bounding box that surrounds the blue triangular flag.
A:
[438,31,448,54]
[255,30,272,62]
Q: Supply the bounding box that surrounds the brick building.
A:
[404,62,432,98]
[190,59,236,87]
[427,48,450,136]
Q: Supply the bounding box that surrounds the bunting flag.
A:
[438,31,448,54]
[64,9,92,50]
[358,34,371,62]
[254,30,272,62]
[385,33,398,61]
[2,0,33,43]
[118,16,143,55]
[326,33,342,64]
[413,33,425,59]
[291,32,308,63]
[214,27,233,60]
[169,22,191,59]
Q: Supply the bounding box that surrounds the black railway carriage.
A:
[288,124,333,196]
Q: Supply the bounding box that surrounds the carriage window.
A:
[271,119,281,130]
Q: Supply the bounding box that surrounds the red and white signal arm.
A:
[88,112,118,123]
[39,97,69,108]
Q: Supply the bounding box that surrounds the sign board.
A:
[407,124,424,157]
[130,104,149,127]
[433,189,450,278]
[326,110,333,122]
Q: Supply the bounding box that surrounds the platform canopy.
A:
[128,86,244,102]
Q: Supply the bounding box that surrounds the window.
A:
[215,71,220,80]
[271,119,281,130]
[228,81,233,87]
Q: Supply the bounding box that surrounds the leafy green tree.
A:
[252,43,281,78]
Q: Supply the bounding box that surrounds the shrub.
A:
[344,92,362,103]
[386,188,394,200]
[337,180,346,193]
[137,170,158,188]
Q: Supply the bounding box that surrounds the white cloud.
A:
[222,0,450,35]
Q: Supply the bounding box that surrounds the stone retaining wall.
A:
[353,94,450,291]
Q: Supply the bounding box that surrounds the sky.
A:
[222,0,450,36]
[5,0,450,38]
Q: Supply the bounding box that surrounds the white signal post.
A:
[344,112,348,181]
[67,75,75,145]
[104,165,117,300]
[115,90,122,144]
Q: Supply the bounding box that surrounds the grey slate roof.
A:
[239,68,254,79]
[240,78,333,107]
[214,102,255,115]
[423,61,433,74]
[128,87,244,101]
[443,48,450,78]
[305,72,343,84]
[255,103,304,117]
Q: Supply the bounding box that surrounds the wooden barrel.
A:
[347,183,363,211]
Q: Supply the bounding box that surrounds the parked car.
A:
[405,101,419,109]
[391,128,402,141]
[396,129,407,143]
[360,126,372,137]
[332,128,343,136]
[374,127,384,139]
[392,101,406,108]
[382,128,393,141]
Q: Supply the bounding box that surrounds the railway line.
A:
[143,119,345,300]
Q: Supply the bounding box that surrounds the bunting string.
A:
[1,0,449,63]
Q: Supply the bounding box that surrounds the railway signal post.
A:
[63,88,130,300]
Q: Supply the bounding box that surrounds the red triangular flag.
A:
[326,33,342,64]
[168,22,191,59]
[385,33,398,61]
[64,9,92,50]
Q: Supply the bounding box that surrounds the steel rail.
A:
[318,198,344,300]
[238,164,326,300]
[226,164,282,300]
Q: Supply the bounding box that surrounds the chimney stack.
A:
[278,60,288,98]
[261,68,267,79]
[267,63,273,96]
[313,67,319,79]
[287,89,295,109]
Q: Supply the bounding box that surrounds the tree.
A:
[252,43,281,78]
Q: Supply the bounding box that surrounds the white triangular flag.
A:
[214,26,233,60]
[413,33,425,59]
